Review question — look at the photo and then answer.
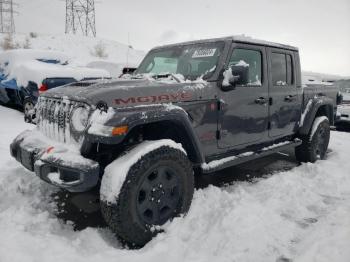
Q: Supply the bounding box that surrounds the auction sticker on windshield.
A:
[192,48,217,58]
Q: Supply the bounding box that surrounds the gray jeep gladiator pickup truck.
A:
[10,36,340,247]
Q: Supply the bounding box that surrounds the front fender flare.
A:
[86,104,205,164]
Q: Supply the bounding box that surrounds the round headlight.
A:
[71,107,89,132]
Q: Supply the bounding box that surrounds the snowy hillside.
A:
[302,71,350,82]
[0,104,350,262]
[0,33,146,77]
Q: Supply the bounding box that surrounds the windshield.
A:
[136,41,225,80]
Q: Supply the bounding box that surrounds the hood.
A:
[42,78,212,107]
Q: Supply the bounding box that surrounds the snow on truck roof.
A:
[152,35,298,51]
[0,49,110,87]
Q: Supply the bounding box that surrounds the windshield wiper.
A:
[130,73,183,83]
[152,73,182,83]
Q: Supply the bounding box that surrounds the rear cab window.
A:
[271,52,294,86]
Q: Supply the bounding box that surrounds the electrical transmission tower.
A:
[65,0,96,37]
[0,0,16,34]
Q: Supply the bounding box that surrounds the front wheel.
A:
[100,141,194,247]
[295,116,330,163]
[23,99,35,123]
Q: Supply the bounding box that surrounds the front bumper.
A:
[10,130,100,192]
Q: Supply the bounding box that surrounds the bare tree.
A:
[91,41,108,58]
[1,33,15,50]
[29,32,38,38]
[22,37,31,49]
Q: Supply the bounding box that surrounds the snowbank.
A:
[302,74,334,87]
[86,61,127,78]
[1,104,350,262]
[0,33,145,77]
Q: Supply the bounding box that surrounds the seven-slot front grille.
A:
[37,97,82,144]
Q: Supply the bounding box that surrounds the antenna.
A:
[126,32,130,67]
[0,0,17,34]
[65,0,96,37]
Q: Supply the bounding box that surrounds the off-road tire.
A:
[100,144,194,248]
[23,98,34,123]
[295,117,330,163]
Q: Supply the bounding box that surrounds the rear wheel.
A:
[100,143,194,247]
[295,116,330,163]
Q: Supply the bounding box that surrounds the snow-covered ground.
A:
[0,104,350,262]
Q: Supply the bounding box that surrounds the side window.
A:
[286,54,294,85]
[228,48,262,86]
[271,53,287,86]
[271,52,294,86]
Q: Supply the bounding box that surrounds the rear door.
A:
[267,49,301,137]
[218,43,269,149]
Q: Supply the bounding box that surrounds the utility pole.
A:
[0,0,16,34]
[65,0,96,37]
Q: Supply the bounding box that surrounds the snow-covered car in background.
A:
[336,92,350,124]
[0,49,110,121]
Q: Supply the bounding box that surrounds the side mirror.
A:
[122,67,137,74]
[221,64,249,91]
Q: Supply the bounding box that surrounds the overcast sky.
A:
[15,0,350,76]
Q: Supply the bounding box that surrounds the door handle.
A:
[255,97,267,105]
[284,95,295,102]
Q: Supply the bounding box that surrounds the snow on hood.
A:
[42,77,208,107]
[0,49,110,87]
[121,72,208,85]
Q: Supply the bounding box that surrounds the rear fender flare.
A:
[299,97,334,135]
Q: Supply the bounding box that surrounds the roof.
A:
[152,35,298,51]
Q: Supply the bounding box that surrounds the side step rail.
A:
[201,139,302,174]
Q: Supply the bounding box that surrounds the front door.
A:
[218,44,269,149]
[267,48,300,137]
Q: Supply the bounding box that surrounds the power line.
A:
[0,0,17,34]
[65,0,96,37]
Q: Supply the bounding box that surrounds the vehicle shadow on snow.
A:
[335,122,350,133]
[52,149,300,231]
[0,102,23,112]
[196,149,299,188]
